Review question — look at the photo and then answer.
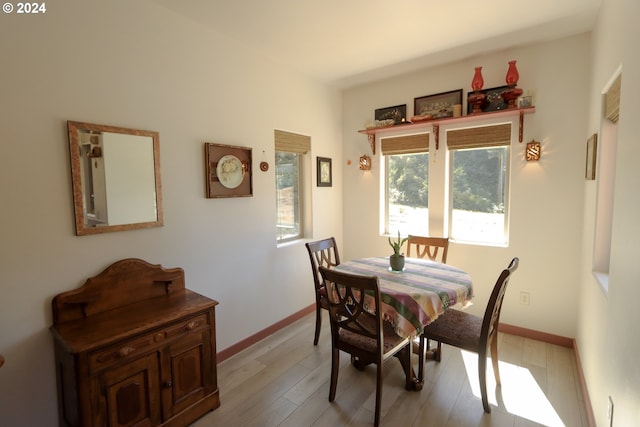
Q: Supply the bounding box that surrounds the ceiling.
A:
[151,0,601,89]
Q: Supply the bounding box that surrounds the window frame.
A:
[447,144,511,246]
[276,151,303,244]
[381,132,430,237]
[274,129,310,244]
[383,151,430,236]
[379,119,516,247]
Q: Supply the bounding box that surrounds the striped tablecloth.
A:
[334,257,473,339]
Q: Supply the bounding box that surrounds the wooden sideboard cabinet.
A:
[50,258,220,427]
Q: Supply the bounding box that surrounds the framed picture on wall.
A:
[413,89,463,118]
[374,104,407,125]
[467,85,509,113]
[204,142,253,198]
[317,157,332,187]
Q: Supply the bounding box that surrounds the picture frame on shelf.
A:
[317,157,332,187]
[467,85,509,113]
[585,133,597,180]
[414,89,463,119]
[518,95,533,108]
[204,142,253,198]
[374,104,407,125]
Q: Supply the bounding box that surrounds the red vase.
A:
[471,67,484,92]
[506,60,519,86]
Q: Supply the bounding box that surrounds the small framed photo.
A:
[374,104,407,125]
[585,133,597,180]
[317,157,332,187]
[518,95,533,108]
[467,85,509,113]
[414,89,463,119]
[204,142,253,198]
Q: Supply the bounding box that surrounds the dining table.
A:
[334,256,473,389]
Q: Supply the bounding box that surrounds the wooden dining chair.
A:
[407,235,450,358]
[406,235,449,263]
[305,237,341,345]
[319,266,413,427]
[418,257,519,413]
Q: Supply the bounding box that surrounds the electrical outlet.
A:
[607,396,614,426]
[519,291,530,305]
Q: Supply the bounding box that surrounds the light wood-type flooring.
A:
[194,311,589,427]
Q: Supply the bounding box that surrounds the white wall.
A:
[0,1,342,425]
[342,35,590,339]
[578,0,640,425]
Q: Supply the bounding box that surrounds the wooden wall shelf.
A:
[358,107,535,153]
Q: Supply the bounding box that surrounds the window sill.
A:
[593,271,609,297]
[449,238,509,248]
[277,238,304,249]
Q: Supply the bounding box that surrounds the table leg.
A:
[400,340,423,391]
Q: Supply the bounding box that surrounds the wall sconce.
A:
[525,140,541,161]
[359,155,372,170]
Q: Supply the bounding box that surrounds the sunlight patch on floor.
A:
[460,350,565,427]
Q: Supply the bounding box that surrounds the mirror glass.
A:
[68,121,163,235]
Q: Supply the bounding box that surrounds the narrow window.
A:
[275,130,310,243]
[593,71,621,293]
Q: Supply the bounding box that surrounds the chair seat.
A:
[339,320,406,354]
[422,308,482,352]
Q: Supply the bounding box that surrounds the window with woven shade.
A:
[275,130,310,243]
[447,123,512,245]
[382,133,430,236]
[593,70,621,294]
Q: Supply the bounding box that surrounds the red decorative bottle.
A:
[471,67,484,92]
[505,60,519,86]
[502,60,523,108]
[469,66,487,113]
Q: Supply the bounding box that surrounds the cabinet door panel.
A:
[162,331,212,418]
[99,353,161,427]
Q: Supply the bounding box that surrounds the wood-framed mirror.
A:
[67,120,163,236]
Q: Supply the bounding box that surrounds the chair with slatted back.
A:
[407,235,450,362]
[406,235,449,263]
[305,237,341,345]
[319,266,413,427]
[419,257,519,413]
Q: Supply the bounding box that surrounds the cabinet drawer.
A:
[89,313,210,373]
[164,313,210,340]
[90,334,157,372]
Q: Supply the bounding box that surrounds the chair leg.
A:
[313,303,322,345]
[374,362,382,427]
[426,338,443,362]
[478,351,491,413]
[418,336,425,384]
[328,348,339,402]
[490,334,501,385]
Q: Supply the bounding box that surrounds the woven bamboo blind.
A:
[274,129,310,153]
[446,123,511,150]
[380,133,429,155]
[604,74,621,123]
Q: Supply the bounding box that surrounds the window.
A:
[593,70,621,294]
[382,133,429,236]
[275,130,310,243]
[449,146,509,244]
[383,123,513,246]
[447,124,511,245]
